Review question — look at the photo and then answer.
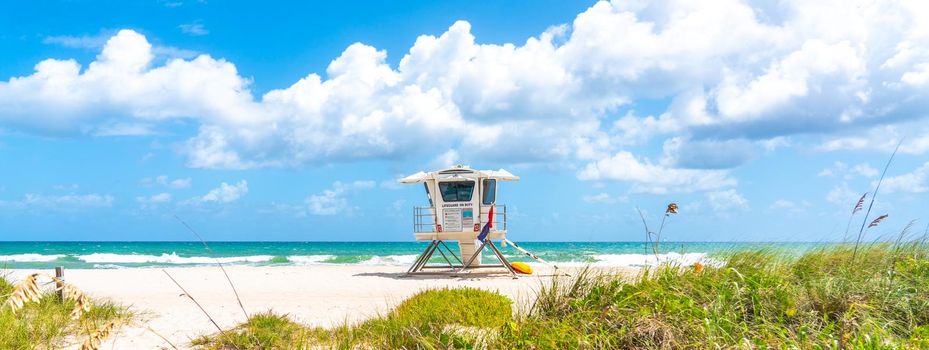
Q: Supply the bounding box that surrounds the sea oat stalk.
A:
[162,269,224,333]
[653,203,678,259]
[174,215,249,319]
[854,138,903,258]
[636,207,653,256]
[843,192,867,241]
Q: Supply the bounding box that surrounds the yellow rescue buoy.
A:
[511,262,533,274]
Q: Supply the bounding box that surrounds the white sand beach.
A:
[5,265,637,349]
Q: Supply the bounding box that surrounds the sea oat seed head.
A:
[80,321,115,350]
[666,203,679,215]
[869,214,888,228]
[51,276,92,318]
[3,273,42,314]
[853,193,868,214]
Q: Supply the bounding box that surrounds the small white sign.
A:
[443,208,462,232]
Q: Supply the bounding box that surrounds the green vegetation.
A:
[195,244,929,349]
[196,287,512,349]
[0,275,133,350]
[503,244,929,349]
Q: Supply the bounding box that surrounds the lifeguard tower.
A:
[400,165,519,276]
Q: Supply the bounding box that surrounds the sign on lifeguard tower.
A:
[399,165,519,275]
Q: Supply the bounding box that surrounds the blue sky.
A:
[1,0,928,242]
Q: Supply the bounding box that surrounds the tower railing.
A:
[413,204,507,233]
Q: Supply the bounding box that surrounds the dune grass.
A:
[502,243,929,349]
[194,287,512,349]
[0,274,133,350]
[193,243,929,349]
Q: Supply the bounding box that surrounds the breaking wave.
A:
[76,253,275,264]
[0,254,66,262]
[358,254,419,265]
[0,250,721,268]
[286,255,336,264]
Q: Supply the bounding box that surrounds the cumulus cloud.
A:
[140,175,192,189]
[577,151,736,194]
[185,180,248,204]
[880,162,929,193]
[817,161,878,179]
[582,192,626,204]
[769,198,811,215]
[137,192,172,203]
[136,192,172,209]
[3,0,929,180]
[826,182,860,206]
[706,189,749,212]
[818,125,929,155]
[305,181,376,216]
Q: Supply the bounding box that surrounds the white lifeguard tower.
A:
[400,165,519,275]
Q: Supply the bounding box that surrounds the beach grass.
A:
[195,287,512,349]
[194,243,929,349]
[502,243,929,349]
[0,274,134,350]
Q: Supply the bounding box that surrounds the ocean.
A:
[0,241,826,269]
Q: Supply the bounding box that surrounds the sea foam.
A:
[286,255,336,264]
[76,253,274,264]
[587,252,718,267]
[0,253,65,262]
[358,254,419,265]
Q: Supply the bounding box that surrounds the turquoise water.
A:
[0,241,826,269]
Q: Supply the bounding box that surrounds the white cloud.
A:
[179,23,208,36]
[43,33,112,49]
[186,180,248,204]
[817,125,929,155]
[43,31,200,59]
[4,0,929,170]
[141,175,192,189]
[430,149,460,169]
[759,137,791,152]
[262,202,309,218]
[826,182,860,206]
[714,40,864,122]
[136,192,172,208]
[94,122,156,136]
[853,163,879,178]
[817,161,878,179]
[770,199,796,210]
[582,192,626,204]
[305,181,376,216]
[880,162,929,194]
[769,198,811,214]
[706,189,749,212]
[577,151,736,194]
[388,199,407,218]
[1,193,114,208]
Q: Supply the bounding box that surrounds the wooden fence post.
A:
[55,266,65,301]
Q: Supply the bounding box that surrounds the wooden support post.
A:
[54,266,65,301]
